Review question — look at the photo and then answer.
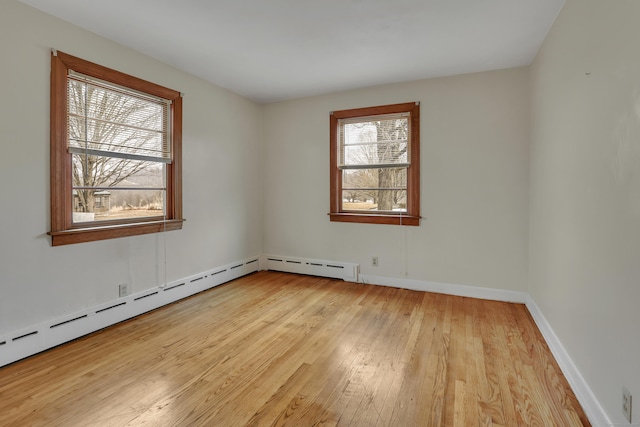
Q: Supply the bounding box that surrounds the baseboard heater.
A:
[0,256,260,368]
[262,254,358,282]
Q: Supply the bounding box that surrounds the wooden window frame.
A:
[329,102,420,226]
[49,51,184,246]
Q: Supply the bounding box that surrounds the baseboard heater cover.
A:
[0,256,260,368]
[262,254,358,282]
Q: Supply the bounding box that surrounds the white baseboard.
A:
[262,254,358,282]
[359,273,528,303]
[525,296,612,427]
[0,256,260,368]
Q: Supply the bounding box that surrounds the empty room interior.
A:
[1,0,639,426]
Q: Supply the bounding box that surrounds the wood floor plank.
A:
[0,271,590,426]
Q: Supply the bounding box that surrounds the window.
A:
[49,51,183,246]
[330,102,420,225]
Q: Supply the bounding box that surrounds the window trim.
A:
[329,102,420,226]
[49,51,184,246]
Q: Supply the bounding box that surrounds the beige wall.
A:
[5,0,634,422]
[262,68,531,292]
[530,0,640,423]
[0,1,263,335]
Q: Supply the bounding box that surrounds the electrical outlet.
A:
[119,283,128,298]
[372,256,378,267]
[623,386,632,423]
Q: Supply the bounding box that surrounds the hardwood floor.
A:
[0,271,590,426]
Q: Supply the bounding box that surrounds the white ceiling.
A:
[20,0,564,103]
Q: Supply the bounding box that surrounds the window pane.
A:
[340,114,409,167]
[72,153,166,223]
[342,190,407,212]
[342,167,407,189]
[68,115,165,160]
[342,168,407,212]
[72,154,164,188]
[73,188,165,223]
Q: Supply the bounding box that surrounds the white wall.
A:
[0,1,263,335]
[530,0,640,424]
[262,68,530,292]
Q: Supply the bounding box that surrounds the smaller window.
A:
[330,102,420,226]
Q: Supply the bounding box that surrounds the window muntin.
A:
[330,102,420,226]
[49,51,183,246]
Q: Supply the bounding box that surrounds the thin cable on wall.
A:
[163,205,168,289]
[399,211,409,277]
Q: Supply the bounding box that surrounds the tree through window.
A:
[330,102,420,226]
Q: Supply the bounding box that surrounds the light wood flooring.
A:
[0,271,590,426]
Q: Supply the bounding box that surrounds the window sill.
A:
[49,219,185,246]
[329,213,420,226]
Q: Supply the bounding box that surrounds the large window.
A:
[49,51,183,246]
[330,102,420,226]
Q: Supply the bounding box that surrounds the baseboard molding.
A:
[525,296,612,427]
[0,256,260,368]
[261,254,358,282]
[359,273,528,303]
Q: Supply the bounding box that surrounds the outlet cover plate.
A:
[119,283,128,298]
